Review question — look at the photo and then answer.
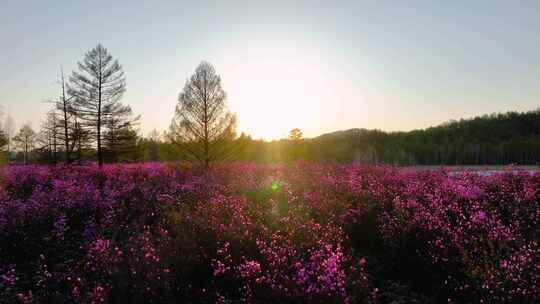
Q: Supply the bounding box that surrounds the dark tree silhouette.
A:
[54,68,76,162]
[37,110,61,163]
[103,110,139,162]
[12,124,36,165]
[0,129,6,151]
[0,108,5,152]
[288,128,303,141]
[3,114,15,163]
[68,43,127,167]
[169,61,236,168]
[0,129,6,164]
[71,116,91,161]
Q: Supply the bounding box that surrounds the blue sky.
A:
[1,1,539,139]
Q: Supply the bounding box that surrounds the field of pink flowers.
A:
[1,162,539,303]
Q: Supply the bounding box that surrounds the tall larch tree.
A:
[169,61,237,168]
[68,43,127,167]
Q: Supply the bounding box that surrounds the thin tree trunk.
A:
[203,77,209,169]
[97,57,103,167]
[61,69,71,163]
[24,137,27,165]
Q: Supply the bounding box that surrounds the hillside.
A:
[309,109,540,165]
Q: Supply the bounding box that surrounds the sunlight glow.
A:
[224,50,338,140]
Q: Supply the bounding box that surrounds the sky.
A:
[1,1,540,140]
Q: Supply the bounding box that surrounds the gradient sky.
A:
[1,1,540,139]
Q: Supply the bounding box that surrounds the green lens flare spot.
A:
[271,181,279,192]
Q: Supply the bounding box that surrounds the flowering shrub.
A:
[0,162,539,303]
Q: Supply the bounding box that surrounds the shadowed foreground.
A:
[1,163,539,303]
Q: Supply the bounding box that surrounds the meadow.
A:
[0,162,539,303]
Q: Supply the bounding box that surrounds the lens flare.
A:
[271,181,279,192]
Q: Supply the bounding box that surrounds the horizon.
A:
[2,1,540,140]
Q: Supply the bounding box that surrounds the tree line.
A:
[71,108,540,166]
[307,110,540,165]
[242,110,540,165]
[0,44,138,166]
[0,44,237,167]
[5,108,540,167]
[224,110,540,165]
[1,43,540,166]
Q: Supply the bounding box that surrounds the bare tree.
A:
[68,43,127,167]
[37,110,61,163]
[169,61,236,168]
[12,124,36,165]
[3,114,15,163]
[54,68,76,162]
[71,116,91,161]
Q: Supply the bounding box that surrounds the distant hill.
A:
[315,128,373,140]
[307,109,540,165]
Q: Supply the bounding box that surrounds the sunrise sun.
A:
[224,49,337,140]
